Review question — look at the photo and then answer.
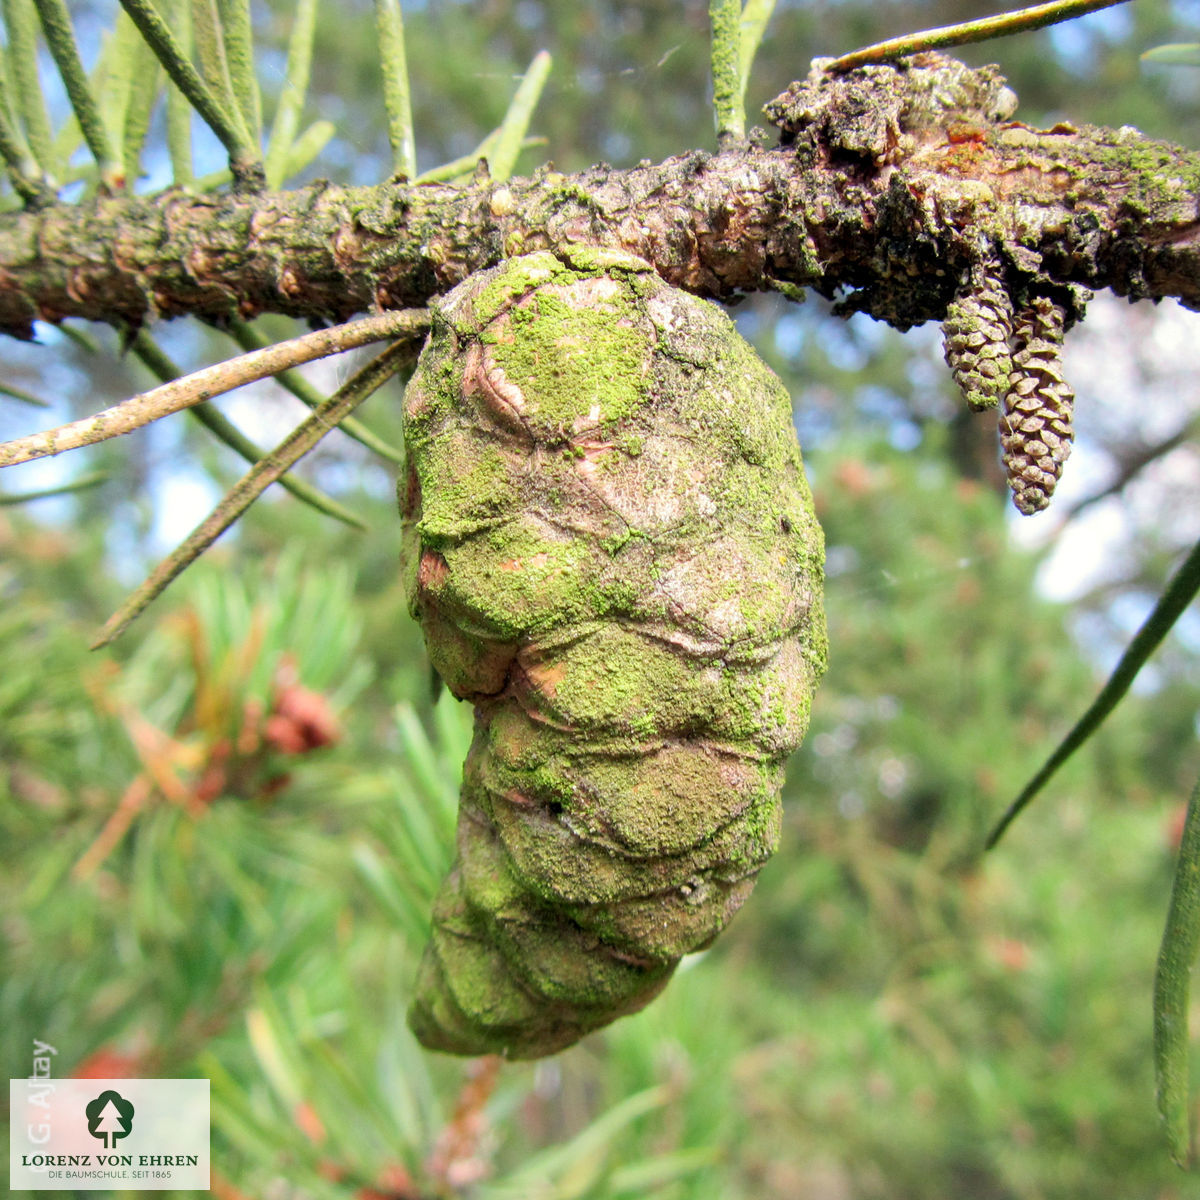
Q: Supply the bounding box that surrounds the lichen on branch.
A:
[0,53,1197,341]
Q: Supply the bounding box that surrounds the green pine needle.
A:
[0,470,107,505]
[92,335,419,649]
[225,318,405,465]
[264,0,318,188]
[31,0,122,186]
[99,11,142,169]
[373,0,417,179]
[488,50,552,184]
[737,0,777,104]
[1142,43,1200,67]
[118,0,263,187]
[414,134,544,185]
[0,378,51,406]
[122,28,162,182]
[828,0,1134,72]
[1155,773,1200,1166]
[709,0,744,142]
[3,0,57,176]
[217,0,262,144]
[988,534,1200,849]
[163,0,194,185]
[131,330,366,530]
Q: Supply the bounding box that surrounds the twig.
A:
[1060,420,1200,524]
[31,0,122,186]
[426,1056,503,1189]
[131,330,367,529]
[0,310,427,467]
[117,0,263,187]
[709,0,744,142]
[827,0,1134,72]
[226,318,406,464]
[373,0,417,180]
[987,533,1200,848]
[0,470,107,505]
[1155,772,1200,1167]
[92,337,416,649]
[72,773,153,881]
[489,50,552,184]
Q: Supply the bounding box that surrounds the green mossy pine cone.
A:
[400,247,827,1058]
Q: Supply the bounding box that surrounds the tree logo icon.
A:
[85,1089,135,1149]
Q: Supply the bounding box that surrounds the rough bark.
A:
[0,53,1197,340]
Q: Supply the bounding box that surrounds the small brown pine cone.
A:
[1000,297,1075,515]
[942,263,1014,412]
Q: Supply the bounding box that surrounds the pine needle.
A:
[131,330,366,529]
[3,0,57,176]
[0,311,422,467]
[827,0,1134,72]
[414,134,544,185]
[163,0,194,185]
[987,533,1200,848]
[488,50,552,183]
[373,0,417,179]
[0,470,107,505]
[31,0,122,186]
[0,378,50,407]
[225,318,406,465]
[264,0,318,188]
[709,0,744,141]
[217,0,262,144]
[738,0,777,104]
[1154,773,1200,1166]
[92,337,417,649]
[117,0,263,186]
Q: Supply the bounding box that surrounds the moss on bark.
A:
[401,249,826,1058]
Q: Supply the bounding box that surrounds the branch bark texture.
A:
[0,54,1197,339]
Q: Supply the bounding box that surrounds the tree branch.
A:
[0,55,1197,339]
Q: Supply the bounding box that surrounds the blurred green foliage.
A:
[3,434,1196,1198]
[4,0,1200,1196]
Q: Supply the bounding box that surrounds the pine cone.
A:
[1000,297,1075,515]
[400,248,827,1058]
[942,263,1014,412]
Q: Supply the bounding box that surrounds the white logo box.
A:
[10,1078,209,1191]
